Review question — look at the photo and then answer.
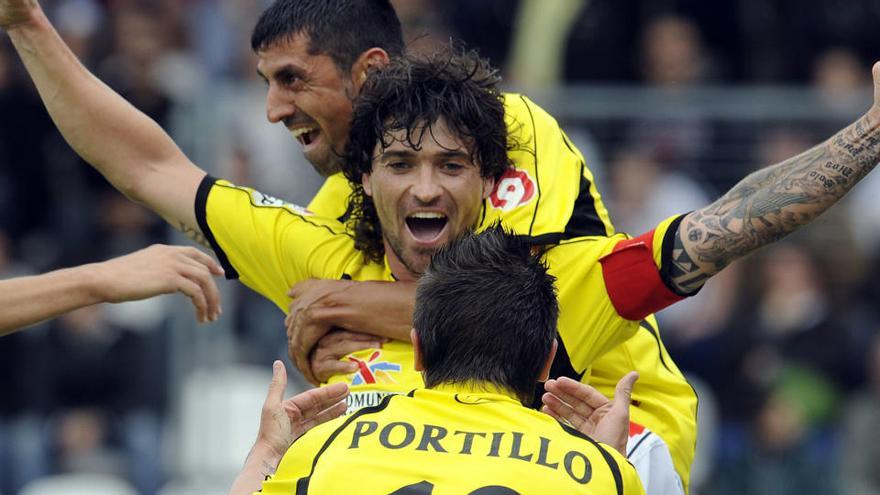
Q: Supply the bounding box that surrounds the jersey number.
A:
[389,481,519,494]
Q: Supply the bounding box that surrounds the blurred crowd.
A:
[1,0,880,494]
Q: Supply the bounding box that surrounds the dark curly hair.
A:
[343,48,514,262]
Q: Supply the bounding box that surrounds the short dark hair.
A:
[344,48,514,262]
[251,0,405,72]
[413,225,559,405]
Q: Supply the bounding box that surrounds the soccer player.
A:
[5,3,879,494]
[230,227,645,494]
[0,244,223,336]
[248,2,692,492]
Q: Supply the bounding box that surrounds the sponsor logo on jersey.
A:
[345,391,401,414]
[349,350,402,385]
[489,169,536,211]
[249,190,313,216]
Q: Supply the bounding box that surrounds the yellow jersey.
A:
[304,94,696,491]
[258,383,644,494]
[196,176,644,410]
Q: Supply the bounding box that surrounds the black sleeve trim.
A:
[559,423,624,495]
[295,395,396,494]
[658,214,696,298]
[194,175,239,280]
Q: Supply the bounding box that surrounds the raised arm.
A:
[669,62,880,293]
[1,0,205,237]
[0,244,223,336]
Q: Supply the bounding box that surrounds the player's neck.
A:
[384,240,419,282]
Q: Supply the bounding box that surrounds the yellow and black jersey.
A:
[258,384,644,495]
[195,176,425,409]
[197,175,695,488]
[544,215,698,493]
[307,93,614,241]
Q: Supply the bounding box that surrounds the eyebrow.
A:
[256,65,306,82]
[379,149,471,161]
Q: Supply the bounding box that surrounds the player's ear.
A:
[411,329,425,371]
[351,48,390,91]
[482,176,496,200]
[363,173,373,197]
[538,340,558,382]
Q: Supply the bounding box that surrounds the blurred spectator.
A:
[507,0,587,88]
[839,333,880,495]
[42,304,166,495]
[395,0,454,55]
[813,47,871,117]
[622,15,715,181]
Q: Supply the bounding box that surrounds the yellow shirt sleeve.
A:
[481,94,614,240]
[306,172,354,221]
[195,176,359,311]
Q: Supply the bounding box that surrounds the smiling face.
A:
[363,119,496,280]
[257,34,356,176]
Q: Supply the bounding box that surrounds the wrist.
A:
[79,262,112,304]
[4,3,48,35]
[245,440,285,473]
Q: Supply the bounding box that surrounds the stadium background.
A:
[1,0,880,493]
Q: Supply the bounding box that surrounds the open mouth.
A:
[405,212,448,243]
[291,126,320,147]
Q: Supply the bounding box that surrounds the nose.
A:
[266,85,295,124]
[410,166,442,204]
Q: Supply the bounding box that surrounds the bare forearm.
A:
[342,281,414,341]
[0,265,103,335]
[6,8,202,226]
[673,110,880,291]
[229,442,282,495]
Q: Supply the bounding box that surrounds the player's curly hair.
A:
[343,48,514,263]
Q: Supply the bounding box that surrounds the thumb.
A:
[873,61,880,106]
[613,371,639,409]
[265,360,288,406]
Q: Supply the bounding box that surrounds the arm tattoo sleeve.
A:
[670,110,880,293]
[179,221,211,250]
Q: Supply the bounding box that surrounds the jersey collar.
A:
[424,382,523,405]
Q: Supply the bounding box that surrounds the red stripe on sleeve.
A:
[599,230,685,320]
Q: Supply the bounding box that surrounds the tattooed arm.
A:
[669,62,880,294]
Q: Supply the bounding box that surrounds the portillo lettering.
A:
[347,421,593,485]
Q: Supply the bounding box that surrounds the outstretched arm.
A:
[1,0,205,237]
[229,361,348,495]
[0,244,223,336]
[670,62,880,293]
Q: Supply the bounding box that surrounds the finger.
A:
[541,393,586,430]
[545,376,609,411]
[313,358,359,383]
[540,404,563,422]
[874,61,880,104]
[296,400,348,432]
[179,246,224,276]
[287,382,350,416]
[612,372,639,410]
[176,276,208,323]
[287,279,319,298]
[313,339,383,362]
[320,329,385,346]
[178,263,222,321]
[287,339,319,386]
[292,350,320,387]
[264,360,288,408]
